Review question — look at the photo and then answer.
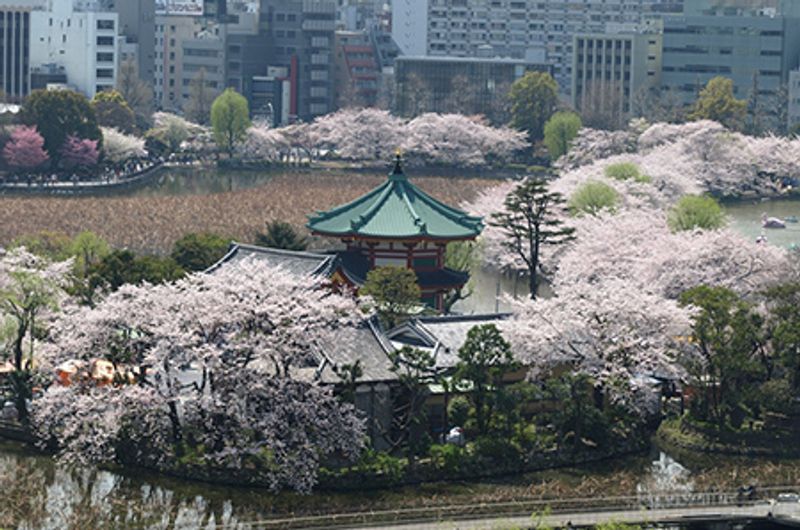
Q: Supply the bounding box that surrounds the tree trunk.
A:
[12,318,30,424]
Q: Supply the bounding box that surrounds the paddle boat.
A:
[762,213,787,229]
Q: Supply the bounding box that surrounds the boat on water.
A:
[762,213,787,229]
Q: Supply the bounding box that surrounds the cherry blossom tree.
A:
[465,120,796,411]
[60,135,99,170]
[552,210,790,301]
[503,280,693,415]
[555,120,800,200]
[33,260,366,493]
[149,112,208,153]
[280,122,320,164]
[0,248,72,423]
[401,113,527,167]
[312,108,405,161]
[101,127,146,164]
[237,123,290,162]
[3,126,49,171]
[274,110,527,167]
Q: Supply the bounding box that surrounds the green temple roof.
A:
[307,156,484,240]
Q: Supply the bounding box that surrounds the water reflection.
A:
[3,439,800,530]
[0,444,253,529]
[637,452,695,509]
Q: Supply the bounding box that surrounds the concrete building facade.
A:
[261,0,336,120]
[571,32,662,120]
[394,55,548,119]
[788,68,800,131]
[0,6,34,100]
[334,30,380,107]
[154,12,201,111]
[394,0,681,93]
[112,0,156,84]
[29,0,119,98]
[660,5,800,128]
[391,0,427,56]
[179,28,224,109]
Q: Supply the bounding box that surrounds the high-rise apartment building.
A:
[29,0,119,98]
[789,68,800,131]
[394,0,682,93]
[180,27,224,108]
[154,12,201,110]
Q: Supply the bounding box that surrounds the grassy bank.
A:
[657,417,800,458]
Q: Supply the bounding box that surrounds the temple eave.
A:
[311,230,480,242]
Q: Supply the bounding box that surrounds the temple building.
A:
[306,156,484,311]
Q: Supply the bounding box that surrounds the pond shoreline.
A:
[0,424,648,493]
[4,435,800,529]
[0,162,521,199]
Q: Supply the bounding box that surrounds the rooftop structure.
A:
[307,155,483,311]
[387,313,511,370]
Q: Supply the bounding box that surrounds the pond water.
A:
[126,166,278,198]
[725,197,800,248]
[2,440,798,529]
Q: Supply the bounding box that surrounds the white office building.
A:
[29,0,119,97]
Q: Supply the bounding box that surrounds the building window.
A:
[97,19,114,30]
[96,52,114,62]
[96,68,114,79]
[97,36,114,46]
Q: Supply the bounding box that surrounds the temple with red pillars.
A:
[306,155,484,311]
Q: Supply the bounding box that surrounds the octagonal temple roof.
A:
[307,156,484,241]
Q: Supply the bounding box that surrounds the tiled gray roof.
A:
[207,242,338,277]
[317,319,397,384]
[389,314,511,370]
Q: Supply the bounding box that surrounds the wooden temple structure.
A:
[306,155,484,311]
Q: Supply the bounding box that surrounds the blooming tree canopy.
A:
[503,281,692,414]
[401,113,527,167]
[313,108,405,161]
[3,126,49,171]
[465,119,796,414]
[33,260,367,493]
[237,123,290,162]
[101,127,147,164]
[261,110,527,167]
[60,135,99,170]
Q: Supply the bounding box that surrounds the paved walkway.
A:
[361,503,800,530]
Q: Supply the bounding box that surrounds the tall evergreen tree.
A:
[491,178,575,299]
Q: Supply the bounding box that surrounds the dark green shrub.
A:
[447,396,471,428]
[429,443,466,474]
[471,436,522,468]
[171,232,231,272]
